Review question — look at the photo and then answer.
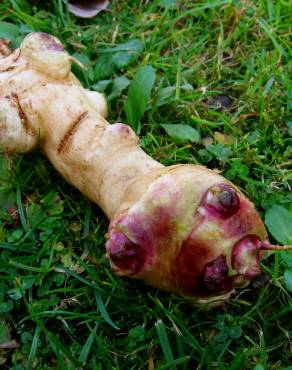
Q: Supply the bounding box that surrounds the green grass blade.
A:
[155,320,176,370]
[27,325,41,370]
[79,324,98,364]
[95,291,120,330]
[16,186,29,233]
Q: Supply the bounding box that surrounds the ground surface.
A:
[0,1,292,369]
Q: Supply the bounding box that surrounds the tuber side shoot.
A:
[0,33,291,306]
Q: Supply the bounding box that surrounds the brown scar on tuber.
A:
[58,111,89,154]
[10,93,30,132]
[0,32,291,307]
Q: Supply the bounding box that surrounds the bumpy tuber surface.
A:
[0,33,291,306]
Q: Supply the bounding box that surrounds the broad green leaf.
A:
[0,300,14,313]
[226,159,249,180]
[281,251,292,267]
[161,124,200,144]
[72,53,94,81]
[0,155,11,184]
[207,144,232,161]
[0,156,16,212]
[95,54,115,80]
[111,39,143,68]
[112,52,133,68]
[0,21,20,41]
[7,229,23,243]
[254,365,265,370]
[95,39,143,79]
[41,192,63,215]
[92,79,111,93]
[0,190,16,213]
[214,331,228,343]
[227,325,242,339]
[0,321,11,344]
[284,269,292,293]
[125,65,156,133]
[265,205,292,245]
[27,204,46,228]
[112,39,143,53]
[108,76,130,101]
[8,288,22,301]
[154,86,176,108]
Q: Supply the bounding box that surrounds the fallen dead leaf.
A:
[214,131,234,145]
[202,136,213,148]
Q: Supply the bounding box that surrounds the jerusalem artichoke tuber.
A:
[0,33,290,305]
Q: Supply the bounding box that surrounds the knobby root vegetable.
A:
[0,33,291,306]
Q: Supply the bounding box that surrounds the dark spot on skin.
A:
[45,43,65,52]
[38,32,54,41]
[36,32,65,52]
[106,231,146,275]
[112,123,139,144]
[202,183,240,219]
[201,255,230,293]
[115,123,131,136]
[58,112,88,154]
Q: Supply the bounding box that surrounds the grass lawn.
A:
[0,0,292,369]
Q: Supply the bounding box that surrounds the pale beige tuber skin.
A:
[0,33,290,306]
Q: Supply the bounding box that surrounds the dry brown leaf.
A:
[202,136,213,148]
[214,131,234,145]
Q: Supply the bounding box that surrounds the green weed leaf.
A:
[125,65,156,133]
[0,300,13,313]
[161,124,200,144]
[284,269,292,293]
[159,0,178,8]
[95,39,143,79]
[0,21,20,41]
[227,325,242,339]
[265,205,292,245]
[108,76,130,101]
[207,144,232,161]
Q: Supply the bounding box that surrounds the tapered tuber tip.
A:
[260,243,292,251]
